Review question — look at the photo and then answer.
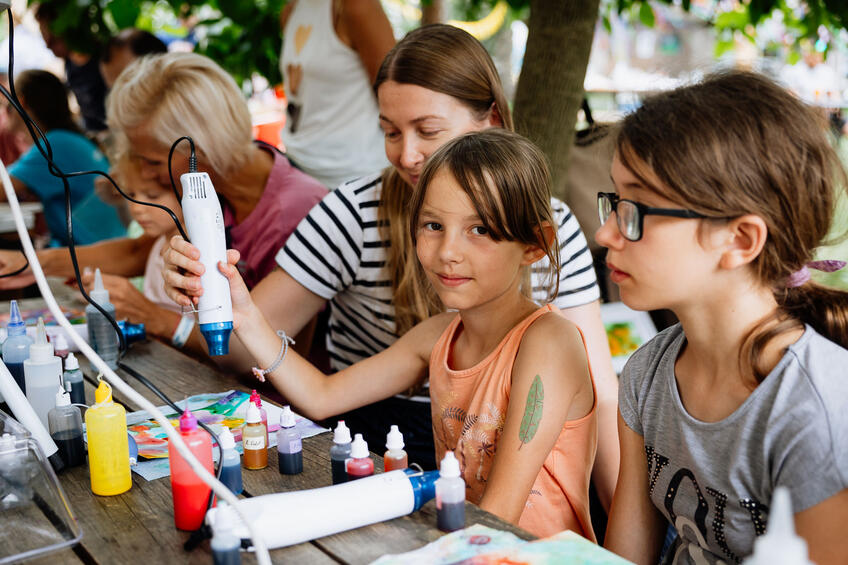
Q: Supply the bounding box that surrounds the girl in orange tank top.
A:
[215,129,597,540]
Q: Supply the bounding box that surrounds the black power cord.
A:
[0,7,192,356]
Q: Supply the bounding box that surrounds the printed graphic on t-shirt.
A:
[645,444,768,565]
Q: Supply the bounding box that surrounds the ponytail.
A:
[741,283,848,383]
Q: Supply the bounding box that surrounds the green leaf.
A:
[715,10,749,30]
[518,374,544,450]
[639,2,655,28]
[107,0,140,29]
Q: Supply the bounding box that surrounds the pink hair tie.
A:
[786,260,846,288]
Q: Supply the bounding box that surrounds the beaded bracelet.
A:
[252,330,296,382]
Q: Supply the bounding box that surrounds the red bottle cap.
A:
[250,389,263,408]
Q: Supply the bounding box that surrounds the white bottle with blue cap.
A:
[180,170,233,355]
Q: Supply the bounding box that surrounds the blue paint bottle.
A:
[2,300,32,396]
[329,420,352,484]
[217,427,242,495]
[277,406,302,475]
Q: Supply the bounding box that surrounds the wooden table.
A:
[9,336,533,564]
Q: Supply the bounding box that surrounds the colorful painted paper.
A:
[121,390,330,481]
[371,525,634,565]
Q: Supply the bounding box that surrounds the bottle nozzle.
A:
[333,420,351,444]
[386,425,405,450]
[7,299,24,330]
[90,268,110,305]
[35,317,47,345]
[94,379,113,404]
[280,405,296,428]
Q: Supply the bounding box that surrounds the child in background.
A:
[0,155,187,342]
[0,69,124,245]
[214,130,597,539]
[602,71,848,564]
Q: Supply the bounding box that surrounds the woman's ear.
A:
[487,102,503,128]
[718,214,768,271]
[523,221,556,265]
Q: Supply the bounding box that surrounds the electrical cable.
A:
[0,152,273,565]
[0,10,270,560]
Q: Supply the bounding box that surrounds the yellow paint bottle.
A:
[86,380,131,495]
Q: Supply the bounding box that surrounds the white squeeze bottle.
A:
[86,269,119,369]
[24,318,63,429]
[180,170,233,355]
[742,487,814,565]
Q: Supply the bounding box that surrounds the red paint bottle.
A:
[383,425,408,471]
[169,407,213,531]
[346,433,374,481]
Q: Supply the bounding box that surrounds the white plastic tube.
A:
[0,160,272,565]
[205,470,435,549]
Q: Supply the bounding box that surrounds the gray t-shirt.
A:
[620,324,848,565]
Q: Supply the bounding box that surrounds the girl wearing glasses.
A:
[602,71,848,564]
[216,130,598,539]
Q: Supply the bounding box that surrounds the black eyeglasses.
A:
[597,192,711,242]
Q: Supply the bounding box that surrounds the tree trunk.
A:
[513,0,599,200]
[422,0,444,25]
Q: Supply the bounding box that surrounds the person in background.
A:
[0,69,124,246]
[34,2,107,133]
[0,156,189,342]
[163,26,620,513]
[108,52,327,354]
[99,28,167,89]
[279,0,394,187]
[603,71,848,564]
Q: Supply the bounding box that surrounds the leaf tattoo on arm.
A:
[518,374,543,450]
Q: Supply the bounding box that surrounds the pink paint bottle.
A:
[346,433,374,481]
[249,389,269,446]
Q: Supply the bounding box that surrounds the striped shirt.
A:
[276,172,600,373]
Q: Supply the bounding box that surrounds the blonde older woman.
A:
[0,52,327,354]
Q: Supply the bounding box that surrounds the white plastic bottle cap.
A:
[245,402,261,424]
[333,420,351,444]
[440,451,461,478]
[218,427,236,450]
[55,385,70,408]
[743,487,813,565]
[386,425,404,450]
[280,405,296,428]
[90,268,110,306]
[350,433,369,458]
[54,333,69,352]
[65,352,80,371]
[28,318,54,363]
